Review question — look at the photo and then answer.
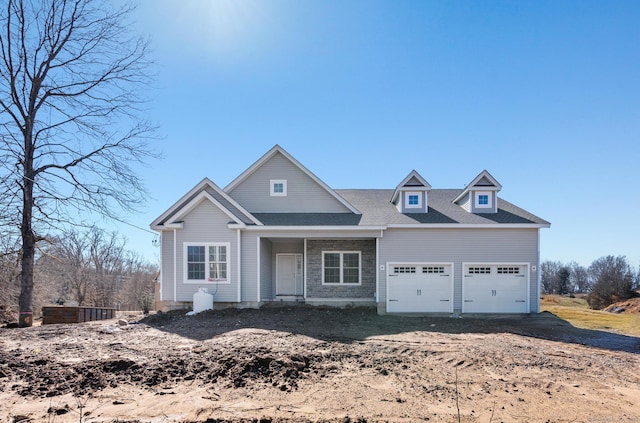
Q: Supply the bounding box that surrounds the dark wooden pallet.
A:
[42,306,116,325]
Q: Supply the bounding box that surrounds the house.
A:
[150,145,550,314]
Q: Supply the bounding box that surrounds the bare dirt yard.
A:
[1,306,639,422]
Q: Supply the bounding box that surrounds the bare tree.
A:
[587,255,635,310]
[36,226,157,309]
[0,0,157,326]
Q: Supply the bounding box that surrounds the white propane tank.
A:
[193,288,214,313]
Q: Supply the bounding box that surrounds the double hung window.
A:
[323,251,361,285]
[185,243,229,283]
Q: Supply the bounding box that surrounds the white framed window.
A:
[270,179,287,197]
[322,251,361,285]
[184,242,230,283]
[474,191,492,208]
[404,191,422,209]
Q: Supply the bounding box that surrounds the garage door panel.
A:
[463,265,528,313]
[387,264,452,313]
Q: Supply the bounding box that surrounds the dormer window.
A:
[392,170,431,213]
[475,191,492,208]
[270,179,287,197]
[405,192,422,209]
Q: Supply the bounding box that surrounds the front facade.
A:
[151,145,550,314]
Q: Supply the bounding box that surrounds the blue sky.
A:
[117,0,639,268]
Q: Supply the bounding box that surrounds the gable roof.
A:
[150,178,261,230]
[452,170,502,204]
[391,170,432,204]
[224,145,360,214]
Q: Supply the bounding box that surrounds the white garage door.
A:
[387,264,453,313]
[462,264,528,313]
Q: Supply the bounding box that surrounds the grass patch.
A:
[541,295,640,337]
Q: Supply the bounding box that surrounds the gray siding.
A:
[306,240,376,299]
[241,231,258,302]
[378,228,540,313]
[401,191,427,213]
[470,191,498,214]
[259,238,273,300]
[173,199,239,302]
[227,152,352,213]
[160,230,175,301]
[458,192,471,212]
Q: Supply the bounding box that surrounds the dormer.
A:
[453,170,502,214]
[391,170,432,213]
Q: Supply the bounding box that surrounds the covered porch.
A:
[257,237,377,306]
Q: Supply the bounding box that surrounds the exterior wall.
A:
[306,239,376,299]
[458,193,471,212]
[160,230,175,301]
[173,199,239,302]
[401,191,427,213]
[470,191,498,214]
[227,152,352,213]
[378,228,539,313]
[259,237,272,301]
[241,231,258,303]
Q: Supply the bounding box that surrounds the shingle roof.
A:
[334,189,550,226]
[252,213,362,226]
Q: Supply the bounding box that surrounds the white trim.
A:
[230,223,550,231]
[224,145,361,214]
[256,237,261,302]
[385,262,454,314]
[183,242,231,284]
[452,170,502,204]
[386,223,550,229]
[237,230,241,302]
[404,192,423,209]
[474,191,493,209]
[375,237,379,303]
[150,177,261,229]
[232,225,387,231]
[304,238,308,299]
[158,233,164,301]
[461,262,530,314]
[322,251,362,286]
[275,253,303,296]
[537,229,541,313]
[270,179,287,197]
[173,229,177,302]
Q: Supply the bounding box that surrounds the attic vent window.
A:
[478,195,488,205]
[270,179,287,197]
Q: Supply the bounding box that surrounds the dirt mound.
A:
[0,341,317,398]
[604,295,640,314]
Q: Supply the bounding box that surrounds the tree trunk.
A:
[19,121,35,327]
[19,178,35,327]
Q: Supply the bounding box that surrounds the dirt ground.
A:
[1,306,639,423]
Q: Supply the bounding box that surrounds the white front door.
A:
[276,254,303,296]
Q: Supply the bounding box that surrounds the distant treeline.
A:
[541,256,639,309]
